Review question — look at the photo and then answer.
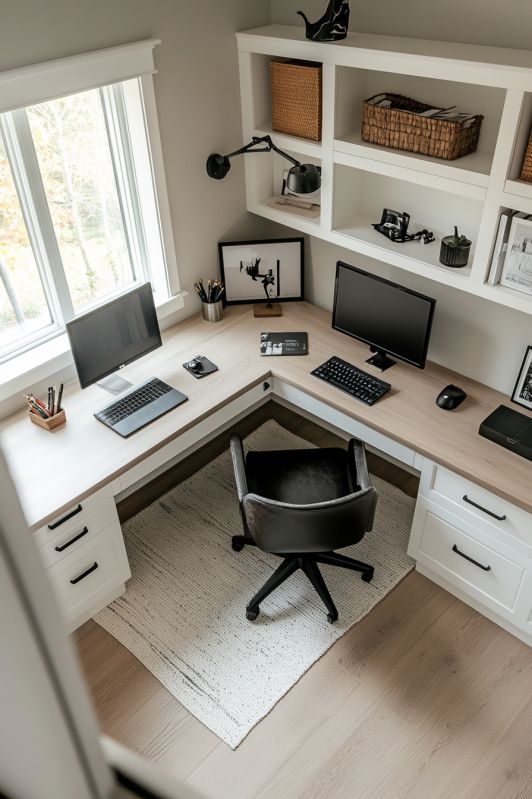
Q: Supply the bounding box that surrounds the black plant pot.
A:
[439,237,471,268]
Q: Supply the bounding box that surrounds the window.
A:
[0,41,177,366]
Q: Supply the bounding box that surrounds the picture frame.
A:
[218,238,304,306]
[511,345,532,411]
[500,215,532,295]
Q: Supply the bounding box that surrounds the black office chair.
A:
[230,433,377,623]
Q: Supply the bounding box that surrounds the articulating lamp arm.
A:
[206,135,301,180]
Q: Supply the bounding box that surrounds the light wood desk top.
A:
[1,302,531,529]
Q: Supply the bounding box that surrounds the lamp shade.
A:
[286,164,321,194]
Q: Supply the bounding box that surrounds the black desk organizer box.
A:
[479,405,532,461]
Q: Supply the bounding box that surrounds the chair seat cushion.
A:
[246,447,356,505]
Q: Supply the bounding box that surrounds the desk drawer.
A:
[420,463,532,554]
[38,500,121,569]
[47,524,130,627]
[34,485,115,548]
[416,504,525,615]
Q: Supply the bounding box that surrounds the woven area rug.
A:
[95,420,415,748]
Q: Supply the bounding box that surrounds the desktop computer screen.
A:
[66,282,162,389]
[332,262,436,370]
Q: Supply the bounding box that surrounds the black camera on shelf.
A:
[373,208,435,245]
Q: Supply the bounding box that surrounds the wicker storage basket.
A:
[361,93,483,161]
[270,59,322,142]
[520,129,532,182]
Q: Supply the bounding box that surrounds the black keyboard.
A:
[95,377,188,437]
[311,356,391,406]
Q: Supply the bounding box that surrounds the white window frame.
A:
[0,40,184,402]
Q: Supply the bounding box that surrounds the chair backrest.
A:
[242,488,377,554]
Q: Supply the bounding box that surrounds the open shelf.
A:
[247,53,323,147]
[333,150,486,201]
[334,66,504,182]
[334,131,491,189]
[252,126,322,160]
[332,163,481,280]
[244,141,322,230]
[504,179,532,203]
[333,213,472,281]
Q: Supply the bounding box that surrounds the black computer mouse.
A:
[436,384,466,411]
[187,358,203,373]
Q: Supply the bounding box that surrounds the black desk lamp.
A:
[206,134,321,194]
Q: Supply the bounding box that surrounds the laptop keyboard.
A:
[98,378,174,425]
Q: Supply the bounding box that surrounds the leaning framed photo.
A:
[511,345,532,410]
[218,237,304,306]
[500,216,532,295]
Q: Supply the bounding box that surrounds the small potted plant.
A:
[439,226,472,268]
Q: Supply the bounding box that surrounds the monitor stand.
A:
[97,373,133,395]
[366,348,396,372]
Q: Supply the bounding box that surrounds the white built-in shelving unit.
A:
[236,25,532,314]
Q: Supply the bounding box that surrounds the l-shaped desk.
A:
[1,302,531,644]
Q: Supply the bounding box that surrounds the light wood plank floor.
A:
[74,402,532,799]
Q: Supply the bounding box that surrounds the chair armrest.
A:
[230,434,248,501]
[348,438,371,491]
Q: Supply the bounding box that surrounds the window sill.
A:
[0,291,187,405]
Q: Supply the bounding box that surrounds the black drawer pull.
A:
[462,495,506,522]
[55,527,89,553]
[70,562,98,585]
[48,504,83,530]
[452,544,491,572]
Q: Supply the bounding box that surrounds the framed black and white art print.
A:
[511,345,532,411]
[218,238,304,306]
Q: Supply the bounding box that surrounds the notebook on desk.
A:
[260,332,308,356]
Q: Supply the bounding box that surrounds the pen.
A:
[56,383,64,413]
[51,386,56,416]
[47,386,53,414]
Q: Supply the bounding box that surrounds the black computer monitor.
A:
[66,283,162,391]
[332,262,436,371]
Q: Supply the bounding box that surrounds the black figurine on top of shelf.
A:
[297,0,350,42]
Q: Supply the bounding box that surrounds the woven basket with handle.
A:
[520,129,532,182]
[270,59,322,142]
[361,93,483,161]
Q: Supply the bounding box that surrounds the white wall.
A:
[270,1,532,394]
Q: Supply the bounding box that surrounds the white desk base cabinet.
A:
[408,460,532,647]
[35,486,130,633]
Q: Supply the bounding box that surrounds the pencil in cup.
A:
[193,279,225,304]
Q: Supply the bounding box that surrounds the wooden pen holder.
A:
[29,408,66,431]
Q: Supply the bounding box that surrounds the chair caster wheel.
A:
[362,569,374,583]
[246,608,259,621]
[327,612,338,623]
[232,538,245,552]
